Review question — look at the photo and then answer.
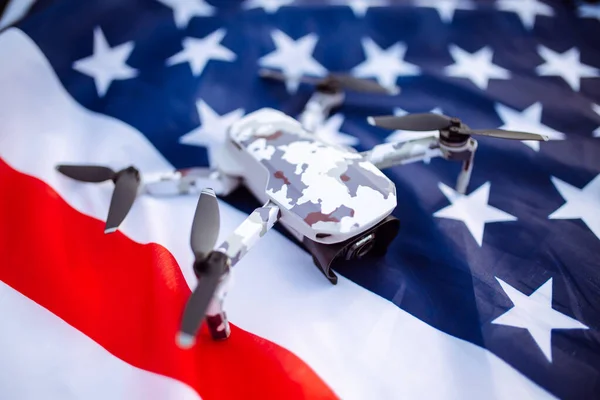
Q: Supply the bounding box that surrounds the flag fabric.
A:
[0,0,35,29]
[0,0,599,399]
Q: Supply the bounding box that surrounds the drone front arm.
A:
[216,200,281,267]
[201,201,281,341]
[360,135,442,169]
[299,91,345,133]
[141,167,240,197]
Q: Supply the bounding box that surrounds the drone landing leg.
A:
[204,276,232,340]
[142,168,240,197]
[455,151,475,195]
[440,138,478,195]
[360,135,442,169]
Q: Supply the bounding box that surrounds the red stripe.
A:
[0,158,337,400]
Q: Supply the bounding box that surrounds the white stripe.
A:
[0,281,200,400]
[0,28,554,400]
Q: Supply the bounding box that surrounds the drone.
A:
[54,68,548,349]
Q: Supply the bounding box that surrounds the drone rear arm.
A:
[362,135,478,195]
[360,135,442,169]
[142,168,240,197]
[299,91,345,133]
[216,200,281,267]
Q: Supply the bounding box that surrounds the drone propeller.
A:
[177,188,228,349]
[367,113,549,141]
[56,164,141,233]
[259,68,400,95]
[368,113,452,131]
[189,188,221,261]
[56,165,116,182]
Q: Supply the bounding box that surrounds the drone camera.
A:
[303,215,400,285]
[344,233,376,260]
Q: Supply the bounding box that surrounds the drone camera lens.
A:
[346,233,376,260]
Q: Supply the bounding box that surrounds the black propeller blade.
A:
[177,188,228,349]
[104,168,141,234]
[56,164,141,233]
[367,112,549,141]
[368,113,452,131]
[259,68,321,85]
[456,128,549,141]
[190,188,221,260]
[56,165,116,182]
[324,73,400,95]
[259,68,400,95]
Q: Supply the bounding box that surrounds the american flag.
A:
[0,0,599,398]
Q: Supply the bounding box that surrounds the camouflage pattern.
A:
[228,108,397,237]
[141,167,240,196]
[217,201,280,266]
[362,133,478,194]
[361,135,442,169]
[199,202,280,343]
[299,91,345,133]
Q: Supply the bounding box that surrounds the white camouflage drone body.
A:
[54,69,548,349]
[225,108,397,243]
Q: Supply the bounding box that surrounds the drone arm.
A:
[142,168,240,197]
[360,135,442,169]
[202,201,281,341]
[299,91,345,133]
[216,200,281,267]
